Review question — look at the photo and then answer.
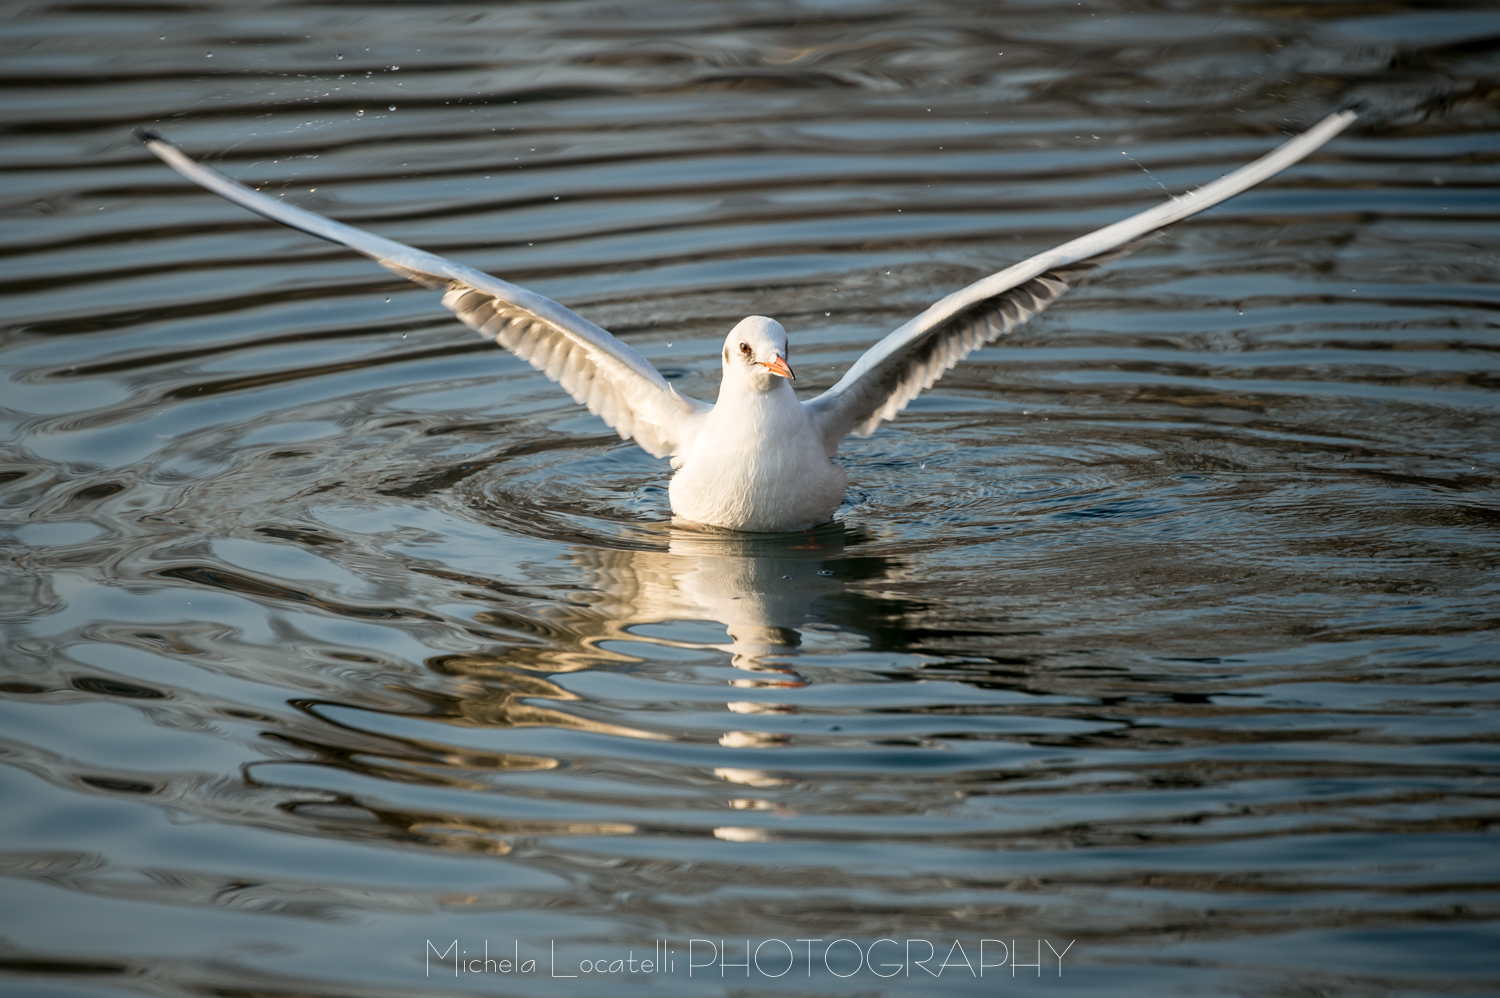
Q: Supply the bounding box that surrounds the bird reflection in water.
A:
[578,523,859,681]
[564,521,895,820]
[276,523,909,850]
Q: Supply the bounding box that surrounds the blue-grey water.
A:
[2,2,1498,996]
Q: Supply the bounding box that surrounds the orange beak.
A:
[758,354,795,380]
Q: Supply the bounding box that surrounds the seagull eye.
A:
[738,342,751,356]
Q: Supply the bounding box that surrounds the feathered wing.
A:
[136,130,708,459]
[805,108,1359,449]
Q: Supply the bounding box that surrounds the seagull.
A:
[137,110,1356,532]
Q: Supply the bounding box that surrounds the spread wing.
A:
[804,108,1358,449]
[137,130,709,459]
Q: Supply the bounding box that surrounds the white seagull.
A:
[138,110,1355,532]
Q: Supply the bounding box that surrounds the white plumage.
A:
[138,110,1356,532]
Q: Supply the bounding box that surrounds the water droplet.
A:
[389,105,396,111]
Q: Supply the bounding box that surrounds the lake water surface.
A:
[3,1,1499,995]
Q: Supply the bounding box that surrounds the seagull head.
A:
[722,316,795,391]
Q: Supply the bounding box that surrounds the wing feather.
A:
[805,109,1358,449]
[137,130,709,459]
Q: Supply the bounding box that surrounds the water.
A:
[3,2,1499,995]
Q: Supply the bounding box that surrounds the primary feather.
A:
[135,129,707,460]
[804,109,1358,449]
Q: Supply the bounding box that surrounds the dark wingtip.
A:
[133,127,165,144]
[1336,98,1369,118]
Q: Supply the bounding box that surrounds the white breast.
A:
[668,385,846,532]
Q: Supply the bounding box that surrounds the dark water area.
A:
[3,1,1499,995]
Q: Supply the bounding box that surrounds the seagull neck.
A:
[717,372,796,406]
